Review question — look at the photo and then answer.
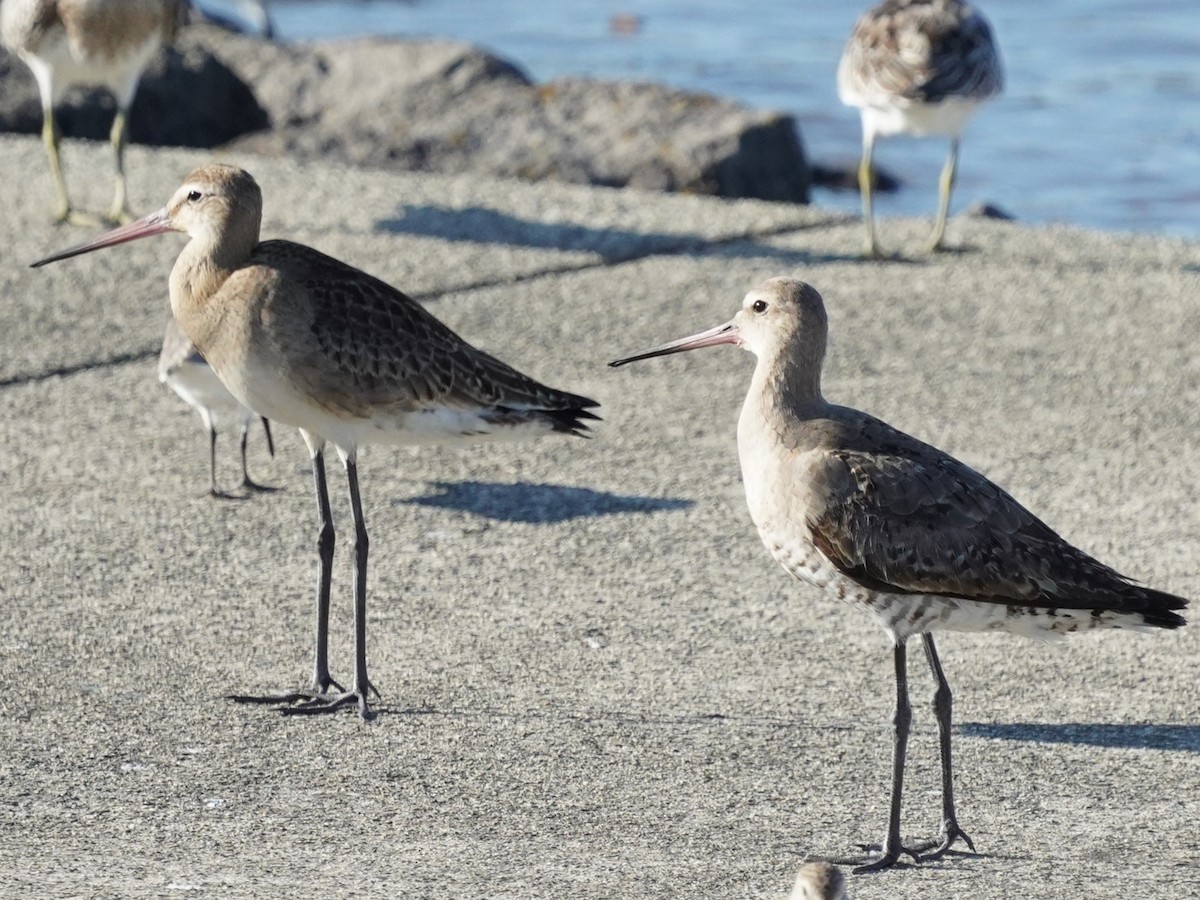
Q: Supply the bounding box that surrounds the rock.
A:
[0,23,811,204]
[0,38,267,148]
[810,161,901,193]
[963,200,1016,220]
[214,28,811,203]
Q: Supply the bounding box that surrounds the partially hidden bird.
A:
[158,316,276,498]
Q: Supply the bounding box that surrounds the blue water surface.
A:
[214,0,1200,237]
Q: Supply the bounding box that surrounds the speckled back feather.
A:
[235,240,600,433]
[839,0,1002,106]
[1,0,182,61]
[803,412,1186,628]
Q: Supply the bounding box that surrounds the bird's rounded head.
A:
[165,164,263,251]
[733,277,828,361]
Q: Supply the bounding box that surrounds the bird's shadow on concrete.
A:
[395,479,692,524]
[960,722,1200,752]
[377,204,861,265]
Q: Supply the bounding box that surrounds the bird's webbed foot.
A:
[106,206,134,225]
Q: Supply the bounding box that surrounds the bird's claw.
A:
[280,690,376,720]
[57,207,103,228]
[918,821,977,861]
[849,839,923,872]
[239,476,280,494]
[226,674,346,708]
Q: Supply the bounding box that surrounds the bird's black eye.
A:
[187,190,202,202]
[751,299,768,314]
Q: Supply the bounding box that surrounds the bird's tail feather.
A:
[1137,586,1187,630]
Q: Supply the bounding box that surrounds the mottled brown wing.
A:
[67,0,180,54]
[255,240,596,416]
[806,437,1164,614]
[918,4,1002,102]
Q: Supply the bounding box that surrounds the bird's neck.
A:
[168,235,253,355]
[752,344,826,421]
[738,345,827,464]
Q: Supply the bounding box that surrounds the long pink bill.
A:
[30,208,176,269]
[609,320,740,368]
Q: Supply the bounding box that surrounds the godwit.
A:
[611,277,1187,872]
[838,0,1003,256]
[33,164,600,720]
[158,317,276,498]
[789,862,848,900]
[1,0,183,225]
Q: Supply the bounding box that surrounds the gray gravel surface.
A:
[1,135,1198,899]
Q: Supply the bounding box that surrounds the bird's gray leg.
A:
[208,425,221,496]
[346,457,375,717]
[858,129,882,259]
[228,446,344,709]
[308,448,340,694]
[927,138,959,252]
[917,633,976,858]
[199,410,236,500]
[107,107,133,224]
[855,639,918,873]
[261,417,275,457]
[283,454,380,719]
[237,421,277,493]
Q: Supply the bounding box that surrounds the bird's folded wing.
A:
[251,241,595,416]
[806,447,1140,611]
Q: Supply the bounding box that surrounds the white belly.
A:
[17,25,163,107]
[859,95,985,139]
[219,354,559,454]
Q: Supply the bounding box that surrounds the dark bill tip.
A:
[609,321,739,368]
[30,209,174,268]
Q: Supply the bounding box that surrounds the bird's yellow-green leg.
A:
[927,138,960,253]
[41,108,72,223]
[107,108,134,224]
[858,132,882,258]
[42,107,101,227]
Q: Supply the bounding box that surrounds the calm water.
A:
[230,0,1199,237]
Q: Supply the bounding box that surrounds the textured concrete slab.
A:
[0,135,1197,899]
